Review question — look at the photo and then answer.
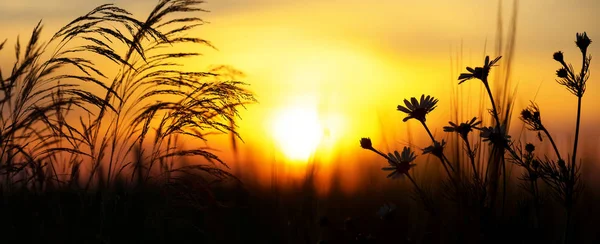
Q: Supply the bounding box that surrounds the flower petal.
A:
[404,99,413,111]
[410,97,419,108]
[397,105,411,114]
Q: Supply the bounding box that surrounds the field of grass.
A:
[1,0,599,243]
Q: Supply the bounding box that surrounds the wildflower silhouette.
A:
[397,94,455,176]
[525,143,535,154]
[519,102,563,161]
[360,137,390,159]
[422,139,446,159]
[358,139,434,214]
[383,147,417,179]
[458,56,504,128]
[550,32,592,244]
[444,117,482,180]
[556,68,569,79]
[554,33,591,98]
[443,117,482,141]
[520,102,544,131]
[358,32,593,242]
[553,51,565,63]
[480,125,510,148]
[396,94,438,123]
[576,32,592,53]
[360,137,374,150]
[458,56,502,85]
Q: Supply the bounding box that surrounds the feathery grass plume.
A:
[66,0,255,189]
[0,19,112,190]
[0,0,256,196]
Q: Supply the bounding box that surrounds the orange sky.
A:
[1,0,600,192]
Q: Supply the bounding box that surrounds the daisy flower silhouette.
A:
[397,95,439,123]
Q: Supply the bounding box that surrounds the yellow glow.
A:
[272,105,323,162]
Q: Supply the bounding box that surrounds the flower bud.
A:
[525,143,535,153]
[576,32,592,53]
[360,138,373,150]
[520,109,533,120]
[556,68,569,78]
[553,51,564,63]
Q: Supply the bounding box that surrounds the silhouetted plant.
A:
[444,117,482,181]
[360,32,593,243]
[0,0,256,193]
[359,138,435,215]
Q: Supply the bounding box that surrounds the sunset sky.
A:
[1,0,599,191]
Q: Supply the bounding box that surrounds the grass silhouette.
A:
[0,0,256,242]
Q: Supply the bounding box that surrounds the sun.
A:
[272,106,323,161]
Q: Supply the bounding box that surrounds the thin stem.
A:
[421,120,436,141]
[369,148,390,161]
[571,96,581,183]
[501,151,507,216]
[483,78,508,215]
[438,156,455,183]
[542,127,563,161]
[464,137,480,182]
[483,81,502,127]
[563,96,582,244]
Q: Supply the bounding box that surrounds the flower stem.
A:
[564,95,582,244]
[369,148,390,161]
[464,137,480,182]
[542,127,563,161]
[571,96,581,181]
[483,81,502,127]
[483,78,508,216]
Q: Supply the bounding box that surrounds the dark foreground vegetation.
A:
[1,0,599,243]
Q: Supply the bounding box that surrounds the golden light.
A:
[272,105,323,161]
